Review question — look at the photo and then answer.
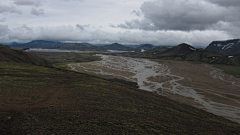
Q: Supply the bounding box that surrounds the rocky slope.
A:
[206,39,240,55]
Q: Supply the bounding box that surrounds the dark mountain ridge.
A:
[103,43,135,51]
[206,39,240,55]
[138,44,155,50]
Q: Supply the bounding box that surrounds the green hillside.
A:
[0,44,51,67]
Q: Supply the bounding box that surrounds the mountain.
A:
[138,44,155,50]
[9,40,65,48]
[103,43,135,51]
[157,43,197,60]
[0,44,51,66]
[206,39,240,55]
[155,43,226,63]
[9,40,94,49]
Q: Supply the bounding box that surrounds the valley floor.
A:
[1,61,240,134]
[68,55,240,124]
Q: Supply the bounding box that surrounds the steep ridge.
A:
[157,43,198,60]
[0,44,51,67]
[206,39,240,55]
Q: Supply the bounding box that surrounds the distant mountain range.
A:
[137,44,155,50]
[9,40,139,51]
[102,43,135,51]
[7,38,240,56]
[9,40,94,48]
[154,43,240,66]
[206,39,240,55]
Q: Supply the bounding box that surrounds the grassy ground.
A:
[30,52,102,69]
[1,62,240,134]
[214,64,240,78]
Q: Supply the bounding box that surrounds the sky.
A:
[0,0,240,46]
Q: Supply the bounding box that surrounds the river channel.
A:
[68,54,240,124]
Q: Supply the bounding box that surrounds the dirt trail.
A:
[68,54,240,123]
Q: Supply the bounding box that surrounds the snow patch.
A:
[189,47,196,51]
[217,44,222,47]
[222,43,234,50]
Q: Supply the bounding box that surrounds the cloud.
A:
[207,0,240,7]
[30,8,44,16]
[0,18,6,22]
[76,24,90,30]
[109,24,116,28]
[117,0,240,33]
[2,24,230,46]
[60,0,83,1]
[14,0,42,7]
[0,24,10,42]
[132,10,141,17]
[0,5,22,14]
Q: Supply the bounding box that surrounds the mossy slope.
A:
[0,44,51,67]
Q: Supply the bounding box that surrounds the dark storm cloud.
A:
[207,0,240,7]
[13,0,42,7]
[0,5,22,14]
[117,0,240,32]
[30,8,44,16]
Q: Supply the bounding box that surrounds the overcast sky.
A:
[0,0,239,46]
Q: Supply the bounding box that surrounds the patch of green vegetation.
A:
[55,64,68,69]
[214,64,240,78]
[108,78,139,88]
[174,57,182,61]
[225,94,240,99]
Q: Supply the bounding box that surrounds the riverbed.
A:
[68,54,240,123]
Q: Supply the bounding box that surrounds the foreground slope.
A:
[0,62,240,134]
[0,44,51,67]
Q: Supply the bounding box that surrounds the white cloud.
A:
[0,0,238,45]
[0,17,6,22]
[1,24,229,46]
[30,8,44,16]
